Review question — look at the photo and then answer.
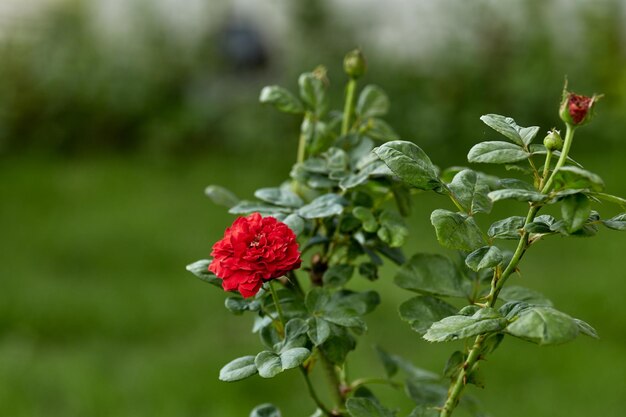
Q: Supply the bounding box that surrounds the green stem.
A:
[440,204,537,417]
[341,78,357,136]
[300,366,334,417]
[440,125,579,417]
[539,149,553,190]
[319,349,345,412]
[540,123,576,194]
[268,281,286,327]
[440,335,485,417]
[297,112,312,164]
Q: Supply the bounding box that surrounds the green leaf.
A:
[499,286,553,306]
[306,288,379,331]
[358,262,379,281]
[575,318,599,339]
[407,406,440,417]
[374,346,440,381]
[186,259,222,288]
[229,201,292,216]
[281,318,309,351]
[254,348,310,378]
[506,306,580,345]
[443,351,465,379]
[323,265,355,288]
[297,194,346,219]
[399,296,458,334]
[488,188,547,203]
[254,187,304,208]
[204,185,239,208]
[591,192,626,209]
[254,351,283,378]
[339,160,391,191]
[467,141,530,164]
[553,166,605,192]
[430,209,485,252]
[561,193,591,233]
[280,347,311,369]
[373,141,440,190]
[424,308,508,342]
[488,216,525,240]
[320,332,356,365]
[395,253,470,298]
[219,356,258,382]
[356,85,390,119]
[298,71,328,117]
[353,206,379,232]
[225,296,261,315]
[259,85,304,114]
[301,119,334,155]
[366,118,400,141]
[602,213,626,231]
[250,404,281,417]
[447,169,492,214]
[307,317,331,345]
[405,380,448,407]
[480,333,505,355]
[524,215,557,235]
[377,209,409,248]
[465,246,503,272]
[346,398,395,417]
[282,213,305,235]
[480,114,540,146]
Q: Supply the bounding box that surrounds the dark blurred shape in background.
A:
[0,0,624,161]
[0,1,625,417]
[217,18,268,72]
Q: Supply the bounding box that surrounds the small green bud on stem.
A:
[543,129,563,151]
[343,49,367,79]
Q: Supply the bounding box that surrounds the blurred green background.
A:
[1,0,625,416]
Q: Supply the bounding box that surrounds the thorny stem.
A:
[439,125,577,417]
[341,78,357,136]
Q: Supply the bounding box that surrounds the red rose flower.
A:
[208,213,302,298]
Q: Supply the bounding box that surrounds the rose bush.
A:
[209,213,302,298]
[188,52,626,417]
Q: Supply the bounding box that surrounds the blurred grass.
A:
[1,147,625,417]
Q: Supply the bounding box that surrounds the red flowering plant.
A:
[187,50,423,417]
[188,53,626,417]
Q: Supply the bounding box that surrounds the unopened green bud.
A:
[343,49,367,79]
[543,129,563,151]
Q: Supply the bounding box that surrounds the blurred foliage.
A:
[1,1,626,416]
[1,0,624,160]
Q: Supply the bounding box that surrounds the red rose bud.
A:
[208,213,302,298]
[559,87,601,126]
